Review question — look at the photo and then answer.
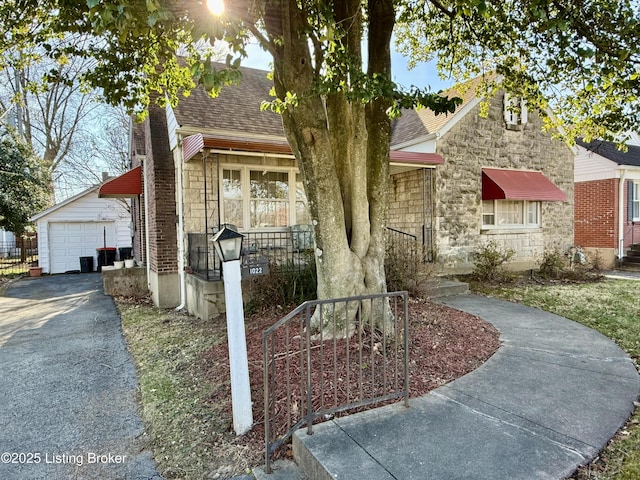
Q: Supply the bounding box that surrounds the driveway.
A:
[0,274,160,480]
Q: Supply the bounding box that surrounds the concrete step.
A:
[619,261,640,272]
[426,278,469,298]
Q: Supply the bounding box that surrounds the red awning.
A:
[389,150,444,165]
[98,166,142,198]
[182,133,204,162]
[482,168,566,201]
[190,133,445,166]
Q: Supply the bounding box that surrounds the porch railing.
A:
[386,226,433,263]
[188,226,314,280]
[188,226,431,281]
[262,291,409,473]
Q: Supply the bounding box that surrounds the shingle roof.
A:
[172,64,285,138]
[576,138,640,167]
[391,74,493,147]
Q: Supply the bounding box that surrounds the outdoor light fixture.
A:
[210,224,253,435]
[212,226,244,262]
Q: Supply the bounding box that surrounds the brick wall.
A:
[145,103,178,274]
[433,92,574,271]
[574,179,618,249]
[387,168,435,243]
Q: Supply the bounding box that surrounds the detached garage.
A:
[31,186,132,274]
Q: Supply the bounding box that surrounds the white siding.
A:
[574,145,619,182]
[35,190,131,273]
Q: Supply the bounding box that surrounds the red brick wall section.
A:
[574,179,618,249]
[144,103,178,274]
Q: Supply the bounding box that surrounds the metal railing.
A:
[188,227,314,281]
[386,226,432,263]
[262,291,409,473]
[0,239,38,276]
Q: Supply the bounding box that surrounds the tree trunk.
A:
[263,0,396,336]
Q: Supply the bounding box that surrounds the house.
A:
[122,66,573,317]
[389,80,573,272]
[574,137,640,268]
[31,183,136,274]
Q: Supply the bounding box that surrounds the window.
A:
[221,166,310,229]
[503,94,528,128]
[482,200,540,228]
[632,181,640,221]
[222,169,243,228]
[250,170,289,228]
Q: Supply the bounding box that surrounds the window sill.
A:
[481,227,542,235]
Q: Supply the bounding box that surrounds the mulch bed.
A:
[201,297,500,459]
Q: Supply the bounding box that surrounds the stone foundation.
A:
[102,267,148,297]
[185,273,254,320]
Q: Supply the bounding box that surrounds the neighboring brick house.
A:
[390,81,574,272]
[574,138,640,268]
[114,66,574,315]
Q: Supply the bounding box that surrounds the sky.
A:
[240,41,455,93]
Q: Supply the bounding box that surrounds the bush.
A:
[385,239,435,295]
[471,240,515,282]
[245,254,317,312]
[538,248,568,279]
[536,246,602,282]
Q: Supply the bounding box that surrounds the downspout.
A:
[618,169,627,260]
[175,143,186,311]
[142,158,151,289]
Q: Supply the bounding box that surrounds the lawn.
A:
[475,278,640,480]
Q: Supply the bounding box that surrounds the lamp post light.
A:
[211,226,253,435]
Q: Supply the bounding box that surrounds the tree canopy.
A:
[396,0,640,142]
[3,1,637,141]
[0,126,50,235]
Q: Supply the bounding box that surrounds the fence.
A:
[0,238,38,276]
[188,226,314,280]
[262,291,409,473]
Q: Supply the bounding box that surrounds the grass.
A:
[118,300,257,479]
[475,278,640,479]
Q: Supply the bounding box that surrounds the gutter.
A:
[618,169,627,260]
[175,140,186,311]
[142,158,151,289]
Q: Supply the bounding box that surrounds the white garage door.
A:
[48,222,116,274]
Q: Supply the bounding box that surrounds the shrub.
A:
[538,248,568,279]
[245,254,317,312]
[471,240,515,282]
[385,239,436,295]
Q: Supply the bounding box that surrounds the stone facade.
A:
[389,92,574,274]
[181,151,298,235]
[435,93,574,272]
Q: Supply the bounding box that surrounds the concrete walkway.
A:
[0,274,160,480]
[287,294,640,480]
